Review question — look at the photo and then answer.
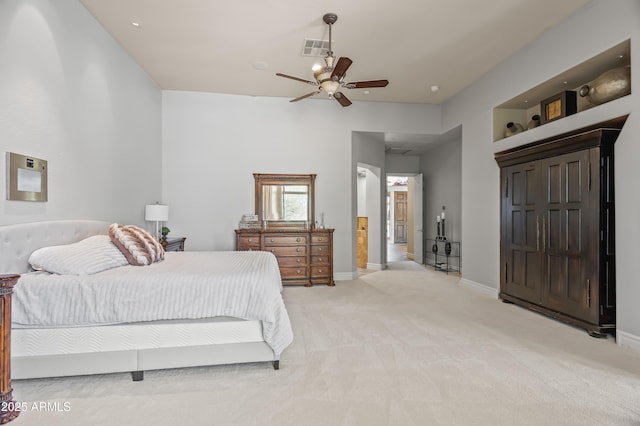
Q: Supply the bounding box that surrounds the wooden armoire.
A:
[495,122,624,336]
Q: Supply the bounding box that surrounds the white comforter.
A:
[13,251,293,356]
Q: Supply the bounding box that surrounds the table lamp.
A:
[145,203,169,240]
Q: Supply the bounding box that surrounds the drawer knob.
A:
[318,269,323,273]
[296,237,301,242]
[270,238,275,243]
[318,247,323,252]
[318,257,322,262]
[271,249,275,253]
[248,238,253,242]
[296,247,301,252]
[297,258,301,263]
[296,269,301,274]
[318,237,323,241]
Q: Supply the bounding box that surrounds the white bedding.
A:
[13,251,293,356]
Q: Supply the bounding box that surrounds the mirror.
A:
[254,173,316,228]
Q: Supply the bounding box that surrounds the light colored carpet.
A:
[11,263,640,425]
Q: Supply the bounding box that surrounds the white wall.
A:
[386,154,420,174]
[0,0,162,227]
[162,91,442,277]
[443,0,640,345]
[420,139,462,244]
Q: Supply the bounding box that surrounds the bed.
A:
[0,220,293,381]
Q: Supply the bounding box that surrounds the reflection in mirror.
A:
[254,173,316,228]
[263,185,308,221]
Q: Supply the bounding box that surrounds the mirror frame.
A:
[254,173,316,229]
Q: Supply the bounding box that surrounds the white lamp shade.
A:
[145,204,169,221]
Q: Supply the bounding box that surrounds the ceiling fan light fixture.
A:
[321,80,340,95]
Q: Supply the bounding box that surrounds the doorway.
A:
[386,174,423,265]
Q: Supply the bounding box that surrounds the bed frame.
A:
[0,220,279,381]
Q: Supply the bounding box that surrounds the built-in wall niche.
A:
[493,39,631,142]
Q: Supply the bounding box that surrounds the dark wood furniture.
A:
[236,228,334,287]
[0,275,19,424]
[162,237,186,252]
[495,123,624,336]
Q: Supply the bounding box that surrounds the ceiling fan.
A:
[276,13,389,107]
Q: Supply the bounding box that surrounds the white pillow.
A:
[29,235,129,275]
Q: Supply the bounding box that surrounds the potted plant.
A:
[161,226,170,241]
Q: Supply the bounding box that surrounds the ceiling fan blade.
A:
[331,57,353,80]
[276,73,318,86]
[345,80,389,89]
[334,92,352,107]
[290,90,321,102]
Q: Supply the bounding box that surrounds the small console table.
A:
[425,239,460,274]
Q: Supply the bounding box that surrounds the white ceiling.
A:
[79,0,590,153]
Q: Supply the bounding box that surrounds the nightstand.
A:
[162,237,186,252]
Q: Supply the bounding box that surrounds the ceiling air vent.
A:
[301,39,330,57]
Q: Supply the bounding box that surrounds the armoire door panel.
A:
[566,209,582,251]
[541,149,591,320]
[502,163,541,302]
[566,160,582,203]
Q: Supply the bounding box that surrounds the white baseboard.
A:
[366,263,385,271]
[334,272,358,281]
[617,330,640,351]
[458,278,499,299]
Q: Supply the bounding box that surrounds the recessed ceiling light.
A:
[430,85,440,93]
[131,21,140,27]
[252,61,269,70]
[363,90,370,95]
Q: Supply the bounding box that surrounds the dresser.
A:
[235,228,334,287]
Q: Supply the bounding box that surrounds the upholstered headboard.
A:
[0,220,110,274]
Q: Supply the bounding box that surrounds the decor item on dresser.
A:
[0,220,293,381]
[495,116,627,337]
[239,214,261,229]
[503,121,524,138]
[236,173,335,286]
[539,91,577,124]
[579,65,631,105]
[145,202,169,240]
[0,275,19,424]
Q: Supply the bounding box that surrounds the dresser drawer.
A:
[311,234,330,244]
[237,235,260,249]
[310,266,330,278]
[267,246,307,256]
[280,267,309,279]
[278,256,307,267]
[310,245,329,255]
[264,235,307,245]
[310,255,329,265]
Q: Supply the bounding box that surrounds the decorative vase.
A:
[527,114,540,130]
[444,242,452,256]
[579,65,631,105]
[504,121,524,138]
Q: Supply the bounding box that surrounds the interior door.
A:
[502,162,542,302]
[413,174,423,264]
[394,192,407,243]
[540,149,593,321]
